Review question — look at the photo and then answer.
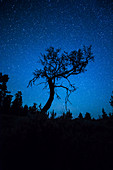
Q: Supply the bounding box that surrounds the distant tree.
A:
[84,112,91,120]
[109,91,113,108]
[109,91,113,117]
[28,46,94,113]
[92,117,95,121]
[78,112,83,119]
[102,108,108,120]
[0,73,12,113]
[3,95,13,114]
[29,103,37,115]
[109,112,113,119]
[11,91,23,115]
[23,104,29,116]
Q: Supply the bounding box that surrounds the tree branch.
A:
[54,83,75,110]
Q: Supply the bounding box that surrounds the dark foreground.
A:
[0,114,113,170]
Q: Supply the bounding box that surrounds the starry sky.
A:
[0,0,113,118]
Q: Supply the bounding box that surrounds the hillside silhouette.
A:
[0,72,113,170]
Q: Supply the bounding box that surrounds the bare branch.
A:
[55,92,61,100]
[35,81,47,86]
[66,78,76,91]
[27,77,47,88]
[42,83,48,90]
[27,77,38,87]
[65,90,72,111]
[54,83,75,110]
[55,85,70,91]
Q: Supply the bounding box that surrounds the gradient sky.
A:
[0,0,113,118]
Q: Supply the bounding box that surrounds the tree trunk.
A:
[41,79,54,113]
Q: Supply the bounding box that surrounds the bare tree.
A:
[28,46,94,113]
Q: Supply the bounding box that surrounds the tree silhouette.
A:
[84,112,91,120]
[28,46,94,113]
[11,91,23,115]
[102,108,108,120]
[109,91,113,108]
[3,94,13,114]
[0,73,12,113]
[23,104,29,116]
[78,112,83,119]
[109,92,113,118]
[29,103,37,115]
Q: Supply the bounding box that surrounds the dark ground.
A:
[0,114,113,170]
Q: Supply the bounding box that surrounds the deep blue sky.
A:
[0,0,113,118]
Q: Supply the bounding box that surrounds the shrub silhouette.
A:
[28,46,94,113]
[29,103,37,115]
[59,110,73,120]
[65,110,73,120]
[84,112,91,120]
[78,112,83,119]
[50,110,56,120]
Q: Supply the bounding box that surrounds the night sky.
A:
[0,0,113,118]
